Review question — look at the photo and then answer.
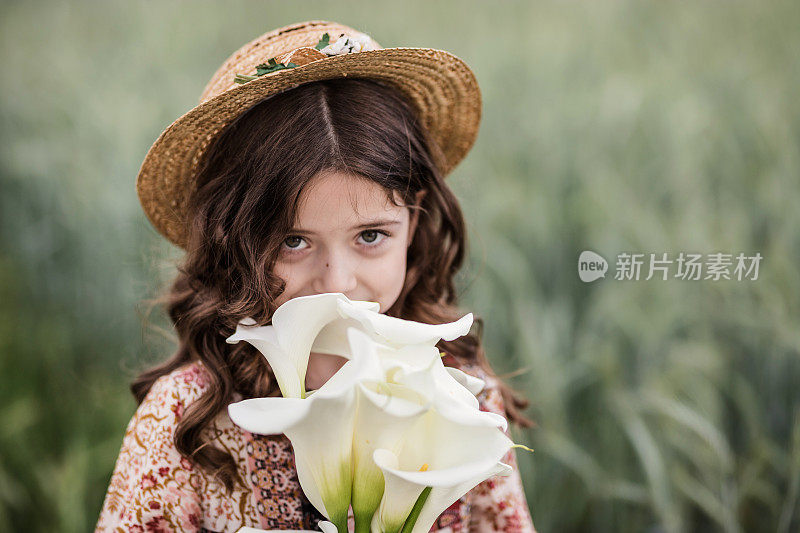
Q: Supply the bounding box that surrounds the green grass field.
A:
[1,1,799,531]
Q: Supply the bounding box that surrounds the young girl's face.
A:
[272,169,420,313]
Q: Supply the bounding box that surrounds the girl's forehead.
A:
[292,170,407,231]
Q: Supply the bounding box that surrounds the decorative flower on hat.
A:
[318,32,375,56]
[234,32,379,84]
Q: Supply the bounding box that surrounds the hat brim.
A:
[136,47,481,248]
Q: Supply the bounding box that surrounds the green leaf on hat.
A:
[315,32,330,50]
[233,60,298,84]
[255,58,298,76]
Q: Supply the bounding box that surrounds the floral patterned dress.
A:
[95,358,536,532]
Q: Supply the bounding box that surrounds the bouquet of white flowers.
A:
[227,293,528,533]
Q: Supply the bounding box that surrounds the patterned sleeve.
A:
[469,373,537,533]
[95,365,209,532]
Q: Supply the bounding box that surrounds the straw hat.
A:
[136,20,482,248]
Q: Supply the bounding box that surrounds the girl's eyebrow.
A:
[351,219,402,230]
[289,219,402,234]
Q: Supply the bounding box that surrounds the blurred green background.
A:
[2,1,799,531]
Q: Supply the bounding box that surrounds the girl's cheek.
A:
[365,243,408,310]
[272,259,308,300]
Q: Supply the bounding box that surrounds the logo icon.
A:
[578,250,608,282]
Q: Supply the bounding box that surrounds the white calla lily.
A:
[228,331,384,533]
[226,293,473,399]
[226,293,379,398]
[370,410,514,533]
[229,393,352,531]
[375,454,512,533]
[344,330,507,532]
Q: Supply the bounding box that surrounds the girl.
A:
[96,20,536,532]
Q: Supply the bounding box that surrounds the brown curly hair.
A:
[132,78,531,492]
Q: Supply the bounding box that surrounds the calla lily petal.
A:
[311,317,364,357]
[395,356,479,410]
[371,449,425,533]
[358,382,430,418]
[229,369,370,527]
[445,367,486,396]
[337,300,473,347]
[228,390,353,526]
[410,462,512,533]
[311,298,382,357]
[318,522,337,533]
[228,293,370,398]
[376,344,441,376]
[227,397,311,435]
[373,453,512,533]
[370,407,514,533]
[265,293,357,397]
[226,322,304,398]
[313,299,473,361]
[391,415,513,486]
[380,346,506,430]
[314,329,384,398]
[432,393,509,431]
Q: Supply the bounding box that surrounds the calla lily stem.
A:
[333,516,348,533]
[353,516,370,533]
[398,487,432,533]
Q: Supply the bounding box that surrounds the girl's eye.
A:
[358,229,388,246]
[283,235,308,251]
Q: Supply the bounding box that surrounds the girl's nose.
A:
[311,252,358,295]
